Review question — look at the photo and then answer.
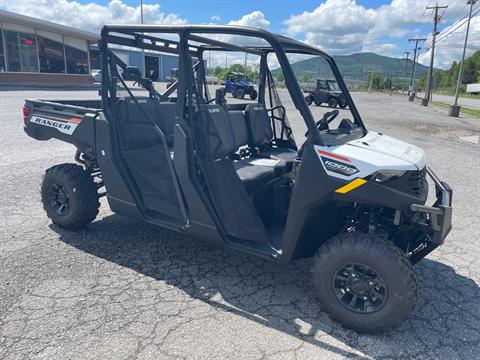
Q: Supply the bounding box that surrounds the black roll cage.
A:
[100,24,367,146]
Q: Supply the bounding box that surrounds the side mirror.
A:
[122,66,142,81]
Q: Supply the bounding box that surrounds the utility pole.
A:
[140,0,145,78]
[403,51,410,94]
[408,38,426,101]
[422,3,448,106]
[449,0,477,117]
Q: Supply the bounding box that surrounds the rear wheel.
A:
[41,163,100,229]
[235,88,245,99]
[249,89,258,100]
[327,97,338,108]
[339,97,347,108]
[311,233,417,333]
[305,95,313,105]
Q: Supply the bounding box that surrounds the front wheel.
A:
[234,88,245,99]
[41,163,100,229]
[311,233,417,333]
[249,89,258,100]
[327,97,338,108]
[305,95,313,105]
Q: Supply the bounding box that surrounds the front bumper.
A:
[410,167,452,244]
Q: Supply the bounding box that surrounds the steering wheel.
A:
[304,109,339,137]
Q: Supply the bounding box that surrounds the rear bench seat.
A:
[115,97,177,149]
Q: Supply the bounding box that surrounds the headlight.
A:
[370,170,407,183]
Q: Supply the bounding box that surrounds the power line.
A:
[425,5,479,49]
[418,6,479,57]
[436,7,479,43]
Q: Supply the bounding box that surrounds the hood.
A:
[348,132,425,170]
[239,81,254,87]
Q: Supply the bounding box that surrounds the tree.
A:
[366,72,385,90]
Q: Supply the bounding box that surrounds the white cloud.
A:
[361,43,400,58]
[227,10,270,29]
[0,0,186,32]
[205,11,271,68]
[284,0,480,67]
[210,15,221,22]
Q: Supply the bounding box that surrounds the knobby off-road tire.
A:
[311,232,417,333]
[327,97,338,108]
[235,88,245,99]
[41,163,100,229]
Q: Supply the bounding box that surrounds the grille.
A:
[407,167,427,196]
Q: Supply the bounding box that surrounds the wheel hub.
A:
[350,279,369,295]
[50,184,70,216]
[332,263,388,314]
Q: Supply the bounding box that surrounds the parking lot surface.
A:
[1,88,479,359]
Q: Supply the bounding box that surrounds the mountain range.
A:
[283,52,435,82]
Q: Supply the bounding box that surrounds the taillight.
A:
[23,105,30,125]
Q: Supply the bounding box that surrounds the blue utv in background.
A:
[222,72,258,100]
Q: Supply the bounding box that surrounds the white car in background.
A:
[91,69,102,83]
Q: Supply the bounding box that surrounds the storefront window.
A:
[0,31,5,72]
[5,30,38,72]
[89,48,100,70]
[38,36,65,73]
[65,45,88,74]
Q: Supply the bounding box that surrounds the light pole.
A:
[449,0,477,117]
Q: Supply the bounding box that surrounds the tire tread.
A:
[41,163,100,229]
[311,232,417,333]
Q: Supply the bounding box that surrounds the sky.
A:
[0,0,479,69]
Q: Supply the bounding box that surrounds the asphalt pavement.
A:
[1,88,479,359]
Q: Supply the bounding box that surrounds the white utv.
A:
[23,24,452,333]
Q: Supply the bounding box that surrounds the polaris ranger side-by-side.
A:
[23,25,452,333]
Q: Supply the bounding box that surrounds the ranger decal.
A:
[31,116,80,135]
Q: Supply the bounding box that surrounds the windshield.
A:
[270,53,364,146]
[228,73,248,82]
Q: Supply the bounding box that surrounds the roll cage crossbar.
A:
[100,25,366,145]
